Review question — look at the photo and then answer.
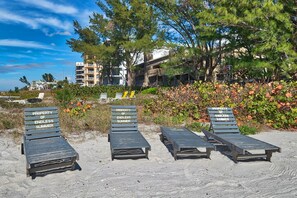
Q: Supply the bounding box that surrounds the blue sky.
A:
[0,0,99,91]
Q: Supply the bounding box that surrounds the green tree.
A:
[57,77,69,88]
[19,76,30,86]
[198,0,297,81]
[280,0,297,53]
[67,0,163,86]
[149,0,296,82]
[42,73,55,82]
[148,0,225,81]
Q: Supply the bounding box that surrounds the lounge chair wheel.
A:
[21,143,24,155]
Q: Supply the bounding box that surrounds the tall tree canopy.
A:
[198,0,297,81]
[19,76,30,86]
[68,0,297,86]
[150,0,296,81]
[67,0,163,86]
[42,73,55,82]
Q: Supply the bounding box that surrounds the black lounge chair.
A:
[109,105,151,160]
[21,107,79,177]
[27,93,44,103]
[202,107,281,162]
[160,127,214,160]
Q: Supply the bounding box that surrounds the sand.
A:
[0,124,296,198]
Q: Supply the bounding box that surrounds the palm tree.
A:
[42,73,55,82]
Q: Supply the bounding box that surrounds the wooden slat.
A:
[25,123,60,130]
[212,125,239,129]
[111,128,138,132]
[26,128,60,135]
[24,114,58,121]
[25,118,59,125]
[111,105,137,109]
[24,110,58,116]
[111,113,137,117]
[212,129,240,133]
[26,133,61,140]
[111,123,138,127]
[24,107,58,112]
[112,115,137,119]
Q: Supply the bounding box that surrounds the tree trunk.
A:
[127,68,135,86]
[143,53,150,87]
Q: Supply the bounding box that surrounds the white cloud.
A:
[0,9,38,29]
[36,17,72,31]
[0,9,73,36]
[20,0,78,15]
[0,39,53,50]
[42,29,71,37]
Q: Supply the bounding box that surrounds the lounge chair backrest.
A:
[122,91,128,98]
[129,91,135,98]
[115,92,123,99]
[111,105,138,133]
[24,107,61,140]
[38,93,44,100]
[207,107,240,134]
[100,92,107,99]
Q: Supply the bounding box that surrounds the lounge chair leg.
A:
[173,149,178,160]
[266,150,272,162]
[71,163,76,171]
[145,148,149,160]
[111,154,114,161]
[21,143,24,155]
[206,148,211,159]
[26,169,30,177]
[231,150,238,163]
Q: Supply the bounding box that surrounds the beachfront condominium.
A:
[75,61,126,86]
[75,61,102,86]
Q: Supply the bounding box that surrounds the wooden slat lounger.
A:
[109,105,151,160]
[22,107,79,177]
[202,107,281,162]
[160,127,214,160]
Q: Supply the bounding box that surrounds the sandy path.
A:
[0,126,296,198]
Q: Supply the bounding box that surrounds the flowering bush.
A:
[145,81,297,130]
[63,101,92,117]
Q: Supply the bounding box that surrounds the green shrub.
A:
[239,125,257,135]
[55,88,74,107]
[141,87,158,95]
[2,120,15,129]
[186,122,209,132]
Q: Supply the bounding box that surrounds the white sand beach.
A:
[0,125,296,198]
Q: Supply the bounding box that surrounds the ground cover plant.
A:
[0,81,295,142]
[144,81,297,131]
